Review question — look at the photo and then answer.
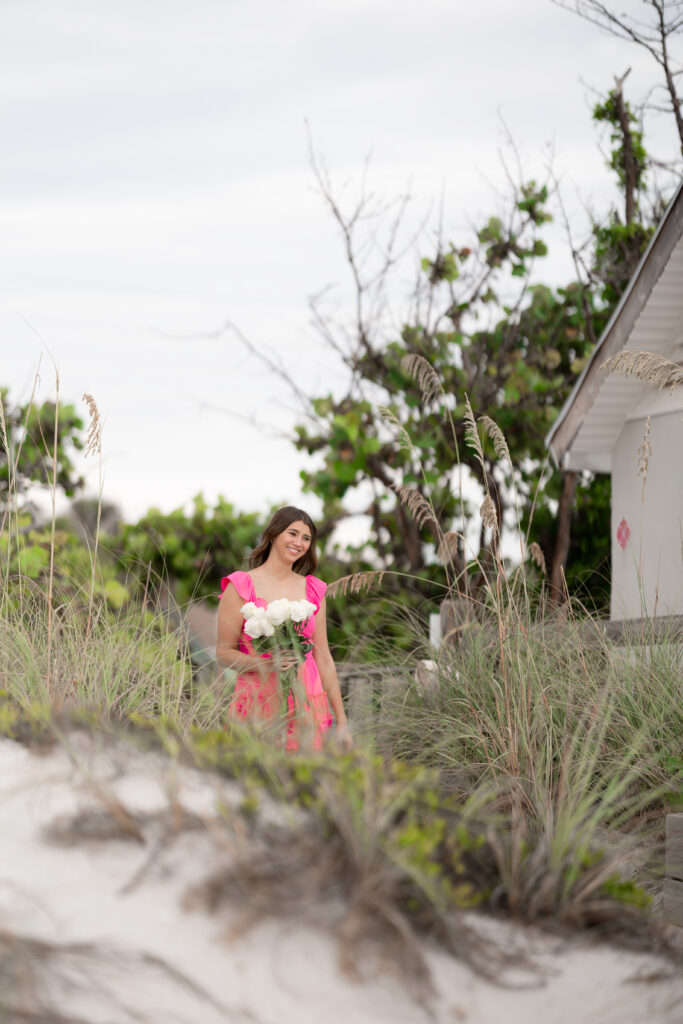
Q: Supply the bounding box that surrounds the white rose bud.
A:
[260,616,275,637]
[289,599,317,622]
[243,615,263,638]
[240,602,258,619]
[244,609,275,638]
[266,598,292,626]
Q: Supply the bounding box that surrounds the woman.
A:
[217,506,353,751]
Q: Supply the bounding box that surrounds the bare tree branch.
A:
[157,319,317,419]
[181,394,291,441]
[550,1,683,151]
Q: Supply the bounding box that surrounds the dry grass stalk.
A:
[46,372,62,700]
[327,570,386,599]
[0,927,231,1021]
[0,390,9,461]
[437,530,462,563]
[81,393,104,646]
[392,483,438,531]
[478,414,511,465]
[0,393,11,538]
[601,350,683,393]
[463,396,484,468]
[637,415,652,485]
[379,405,414,453]
[187,772,511,991]
[528,541,547,575]
[400,353,444,406]
[82,393,102,457]
[480,494,498,532]
[57,737,147,843]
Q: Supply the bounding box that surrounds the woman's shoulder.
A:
[306,573,327,609]
[220,570,253,601]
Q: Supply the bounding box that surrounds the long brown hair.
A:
[248,506,318,576]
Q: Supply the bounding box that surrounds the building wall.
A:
[611,408,683,620]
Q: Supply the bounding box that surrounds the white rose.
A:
[240,602,258,619]
[266,598,292,626]
[243,615,263,638]
[289,599,317,623]
[244,610,275,638]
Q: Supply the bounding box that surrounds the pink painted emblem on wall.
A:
[616,518,630,550]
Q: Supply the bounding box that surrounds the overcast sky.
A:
[2,0,680,528]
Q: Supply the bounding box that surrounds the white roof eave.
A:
[545,180,683,469]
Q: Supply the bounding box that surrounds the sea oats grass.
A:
[601,350,683,393]
[330,382,683,940]
[0,582,199,728]
[400,352,445,406]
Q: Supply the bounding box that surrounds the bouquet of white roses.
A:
[240,598,317,712]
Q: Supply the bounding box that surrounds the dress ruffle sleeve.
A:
[220,570,253,602]
[306,575,328,612]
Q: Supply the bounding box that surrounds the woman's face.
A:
[272,519,312,565]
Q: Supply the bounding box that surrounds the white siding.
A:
[611,410,683,619]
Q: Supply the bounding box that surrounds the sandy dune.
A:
[1,734,681,1024]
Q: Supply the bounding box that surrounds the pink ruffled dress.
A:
[220,570,333,751]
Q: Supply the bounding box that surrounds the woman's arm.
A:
[312,596,353,748]
[216,584,268,676]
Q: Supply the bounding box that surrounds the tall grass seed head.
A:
[637,416,652,483]
[528,541,547,575]
[400,353,444,406]
[480,494,498,532]
[82,393,102,458]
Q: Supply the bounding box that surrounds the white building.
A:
[546,182,683,621]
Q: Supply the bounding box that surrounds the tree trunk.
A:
[549,470,578,607]
[613,72,638,224]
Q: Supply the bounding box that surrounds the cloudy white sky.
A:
[2,0,680,525]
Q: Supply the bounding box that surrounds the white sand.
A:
[0,734,681,1024]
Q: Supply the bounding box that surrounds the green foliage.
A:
[593,90,648,198]
[591,88,655,304]
[601,875,651,908]
[0,389,85,504]
[522,472,612,613]
[296,188,614,605]
[320,562,439,660]
[119,494,264,604]
[593,218,654,306]
[0,522,51,579]
[293,82,672,612]
[0,522,133,610]
[0,689,52,745]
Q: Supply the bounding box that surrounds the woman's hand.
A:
[272,650,299,673]
[335,723,354,751]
